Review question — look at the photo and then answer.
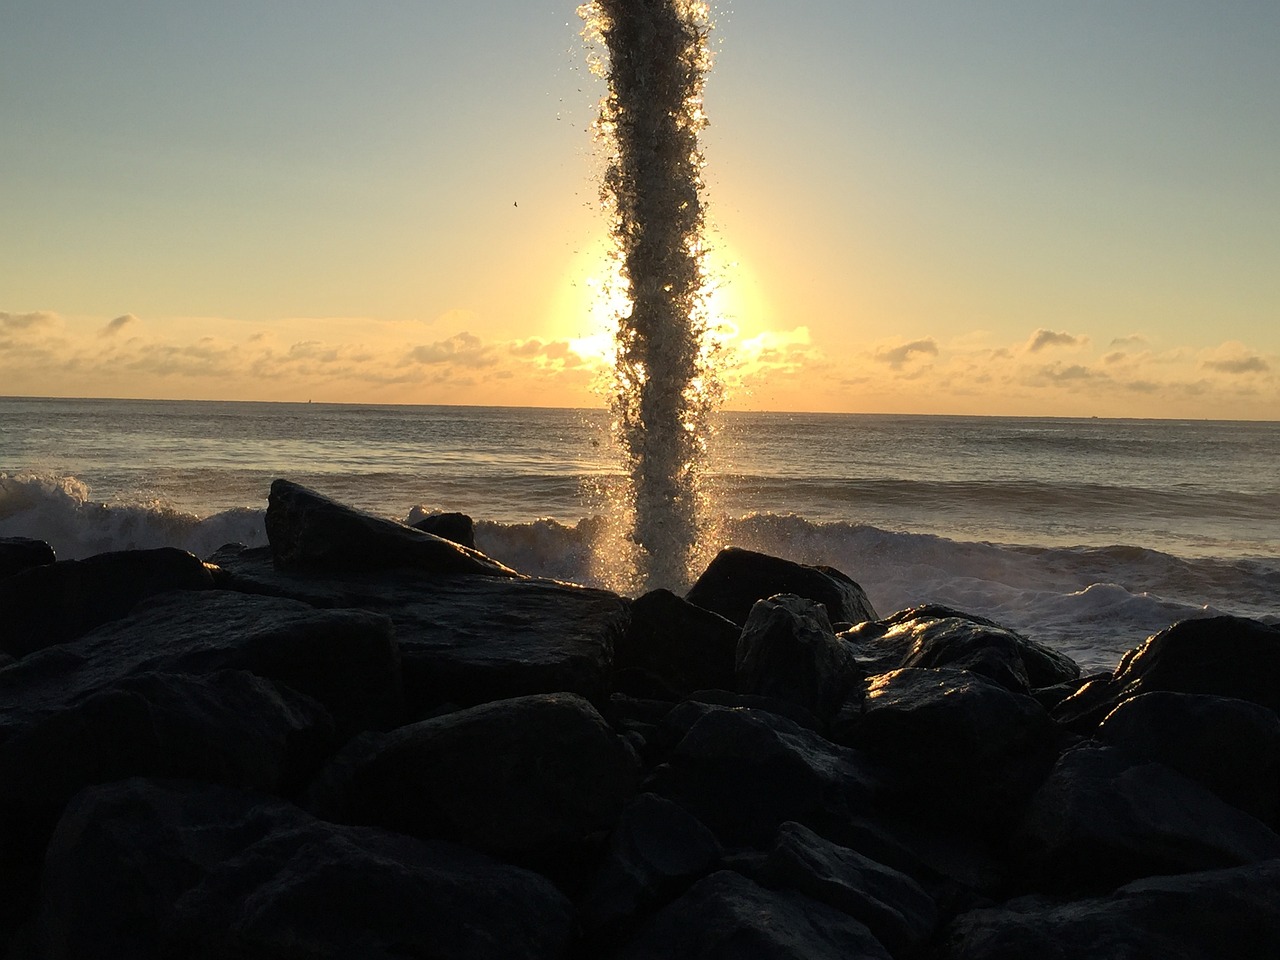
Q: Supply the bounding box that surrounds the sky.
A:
[2,1,1278,419]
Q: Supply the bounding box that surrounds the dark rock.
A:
[938,859,1280,960]
[614,588,739,699]
[1015,744,1280,893]
[266,478,517,577]
[0,547,216,657]
[756,821,938,958]
[835,667,1059,834]
[1097,691,1280,828]
[579,793,723,943]
[615,869,892,960]
[410,510,477,548]
[38,778,573,960]
[307,693,639,882]
[0,536,55,578]
[842,605,1080,693]
[685,546,877,627]
[645,704,883,846]
[1054,615,1280,732]
[209,543,628,716]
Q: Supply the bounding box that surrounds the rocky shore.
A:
[1,479,1278,959]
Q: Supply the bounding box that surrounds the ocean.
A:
[2,396,1277,674]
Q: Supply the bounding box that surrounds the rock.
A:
[614,589,739,699]
[755,821,938,957]
[578,793,724,944]
[645,704,883,846]
[0,547,216,657]
[38,778,573,960]
[1015,744,1280,893]
[685,547,877,627]
[736,594,860,720]
[1054,615,1280,732]
[842,605,1081,693]
[209,543,628,716]
[266,478,517,577]
[0,536,55,578]
[411,510,476,548]
[834,667,1059,835]
[307,693,639,882]
[938,859,1280,960]
[615,869,892,960]
[1097,691,1280,828]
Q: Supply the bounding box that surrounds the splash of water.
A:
[580,0,720,592]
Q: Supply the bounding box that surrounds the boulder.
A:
[306,693,639,882]
[614,589,739,699]
[938,859,1280,960]
[411,510,476,548]
[1015,744,1280,893]
[1097,691,1280,828]
[685,547,877,627]
[736,594,860,720]
[615,869,892,960]
[265,478,517,577]
[0,536,55,578]
[1054,616,1280,732]
[834,667,1060,834]
[38,778,573,960]
[209,543,628,716]
[0,547,216,657]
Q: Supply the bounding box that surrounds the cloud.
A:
[404,332,499,368]
[1026,329,1086,353]
[875,338,939,369]
[1110,334,1148,348]
[101,314,139,337]
[0,310,58,333]
[1204,356,1269,375]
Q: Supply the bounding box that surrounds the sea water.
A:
[2,396,1277,672]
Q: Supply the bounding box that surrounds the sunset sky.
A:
[3,1,1278,419]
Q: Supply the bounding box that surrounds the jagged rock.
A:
[1054,615,1280,732]
[834,667,1058,834]
[266,478,517,577]
[754,821,938,958]
[614,589,739,699]
[0,547,216,657]
[645,703,883,846]
[842,605,1081,693]
[1098,691,1280,828]
[306,693,639,882]
[938,859,1280,960]
[578,793,724,944]
[411,510,476,548]
[736,594,860,721]
[0,536,55,578]
[38,778,573,960]
[209,544,628,716]
[685,547,877,627]
[615,869,892,960]
[1015,744,1280,894]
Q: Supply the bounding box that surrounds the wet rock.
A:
[38,778,573,960]
[1097,691,1280,828]
[938,859,1280,960]
[645,704,883,846]
[615,869,892,960]
[736,594,860,720]
[685,547,877,627]
[410,510,476,548]
[835,667,1059,834]
[754,821,938,957]
[266,478,517,577]
[1015,744,1280,893]
[307,693,639,882]
[1054,615,1280,732]
[0,536,55,579]
[614,588,739,699]
[0,547,216,657]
